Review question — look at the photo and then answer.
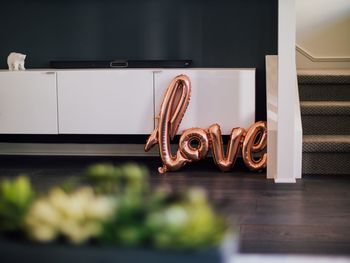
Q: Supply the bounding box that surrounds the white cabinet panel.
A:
[57,70,154,134]
[154,69,255,135]
[0,71,58,134]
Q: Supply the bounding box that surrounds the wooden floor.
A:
[0,156,350,256]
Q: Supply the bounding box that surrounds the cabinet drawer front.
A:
[154,69,255,135]
[57,70,154,134]
[0,72,58,134]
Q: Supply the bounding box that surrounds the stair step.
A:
[301,101,350,135]
[303,135,350,153]
[302,152,350,175]
[298,69,350,85]
[302,135,350,175]
[302,116,350,135]
[301,101,350,115]
[298,70,350,101]
[298,75,350,85]
[299,84,350,101]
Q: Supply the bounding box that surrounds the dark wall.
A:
[0,0,278,121]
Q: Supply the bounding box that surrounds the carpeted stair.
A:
[298,70,350,175]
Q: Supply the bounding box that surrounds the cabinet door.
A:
[0,71,58,134]
[57,70,154,134]
[154,69,255,135]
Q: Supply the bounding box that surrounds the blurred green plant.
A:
[145,188,227,249]
[92,163,228,249]
[24,186,117,244]
[86,163,149,195]
[0,163,230,249]
[0,175,35,232]
[92,163,152,246]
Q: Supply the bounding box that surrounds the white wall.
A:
[296,0,350,68]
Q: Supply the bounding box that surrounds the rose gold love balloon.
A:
[179,128,210,161]
[144,75,268,173]
[209,124,246,172]
[242,121,267,171]
[144,75,191,174]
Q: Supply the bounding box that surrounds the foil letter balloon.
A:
[145,75,268,173]
[144,75,191,173]
[179,128,210,161]
[209,124,246,172]
[242,121,267,171]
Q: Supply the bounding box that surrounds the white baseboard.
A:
[296,46,350,69]
[0,143,159,156]
[296,45,350,62]
[0,143,262,158]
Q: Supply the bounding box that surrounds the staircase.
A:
[298,70,350,175]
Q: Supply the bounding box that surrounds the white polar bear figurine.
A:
[7,52,26,71]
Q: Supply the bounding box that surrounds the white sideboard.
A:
[0,68,255,135]
[57,70,154,134]
[154,69,255,135]
[0,71,57,134]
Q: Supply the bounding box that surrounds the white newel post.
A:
[275,0,301,183]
